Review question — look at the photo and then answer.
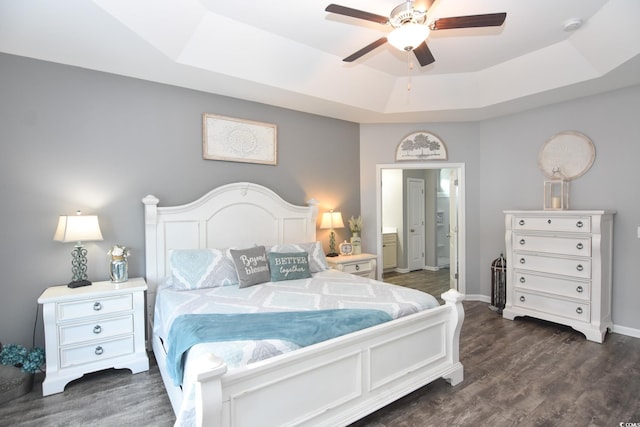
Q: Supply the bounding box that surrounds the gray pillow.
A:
[268,252,312,282]
[229,246,271,288]
[267,241,329,273]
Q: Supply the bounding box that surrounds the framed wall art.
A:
[395,131,447,161]
[203,113,277,165]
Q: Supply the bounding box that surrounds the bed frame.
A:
[143,182,464,427]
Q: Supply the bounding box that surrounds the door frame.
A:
[376,162,466,295]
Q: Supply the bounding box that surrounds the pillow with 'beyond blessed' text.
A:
[229,246,271,288]
[267,251,312,282]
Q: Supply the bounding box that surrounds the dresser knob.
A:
[576,286,583,293]
[576,220,584,228]
[576,264,584,272]
[547,219,552,224]
[519,296,526,302]
[95,346,104,355]
[93,302,102,311]
[518,219,525,226]
[519,239,525,245]
[576,307,583,314]
[519,258,526,264]
[93,325,102,334]
[519,277,525,283]
[576,243,584,250]
[355,264,360,271]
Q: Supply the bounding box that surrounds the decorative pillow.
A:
[169,248,238,291]
[267,252,312,282]
[267,241,329,273]
[229,246,271,288]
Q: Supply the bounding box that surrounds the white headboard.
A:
[142,182,318,327]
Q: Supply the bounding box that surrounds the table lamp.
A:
[320,210,344,257]
[54,210,104,288]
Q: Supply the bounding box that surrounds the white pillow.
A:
[169,248,238,290]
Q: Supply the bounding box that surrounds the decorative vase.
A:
[110,256,128,283]
[350,232,362,255]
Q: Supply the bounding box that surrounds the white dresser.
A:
[38,278,149,395]
[502,210,614,343]
[326,253,378,279]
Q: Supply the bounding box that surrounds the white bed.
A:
[143,182,464,427]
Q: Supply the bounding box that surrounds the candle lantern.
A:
[544,168,569,210]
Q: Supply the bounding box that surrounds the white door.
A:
[448,169,459,289]
[407,178,425,271]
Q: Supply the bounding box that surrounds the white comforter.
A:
[154,269,440,426]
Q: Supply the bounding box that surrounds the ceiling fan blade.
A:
[430,12,506,30]
[325,4,389,24]
[343,37,388,62]
[413,42,435,67]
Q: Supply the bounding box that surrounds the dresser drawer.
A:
[57,294,133,321]
[515,254,591,279]
[342,260,374,275]
[515,272,590,301]
[513,234,591,256]
[513,216,591,233]
[58,315,134,346]
[514,291,590,322]
[59,336,134,368]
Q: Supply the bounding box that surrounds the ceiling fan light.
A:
[387,23,430,51]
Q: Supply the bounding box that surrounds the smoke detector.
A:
[563,18,583,32]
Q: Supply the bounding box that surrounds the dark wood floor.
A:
[2,299,638,426]
[383,268,451,303]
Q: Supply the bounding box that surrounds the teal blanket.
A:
[166,309,392,385]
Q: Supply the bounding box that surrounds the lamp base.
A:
[68,279,92,288]
[326,252,339,257]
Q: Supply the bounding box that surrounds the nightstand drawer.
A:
[342,260,373,275]
[60,336,134,368]
[57,294,133,321]
[58,315,134,346]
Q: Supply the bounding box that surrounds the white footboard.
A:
[177,289,464,427]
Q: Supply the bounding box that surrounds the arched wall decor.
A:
[395,131,448,161]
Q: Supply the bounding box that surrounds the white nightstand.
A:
[38,277,149,396]
[326,253,377,279]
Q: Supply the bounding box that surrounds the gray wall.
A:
[361,84,640,332]
[0,53,361,346]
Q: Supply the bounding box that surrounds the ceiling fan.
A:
[325,0,507,66]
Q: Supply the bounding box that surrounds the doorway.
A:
[376,163,466,295]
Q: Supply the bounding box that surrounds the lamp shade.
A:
[54,214,103,243]
[387,23,430,51]
[320,211,345,230]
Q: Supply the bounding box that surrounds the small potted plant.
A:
[348,215,362,255]
[0,342,45,402]
[108,244,130,283]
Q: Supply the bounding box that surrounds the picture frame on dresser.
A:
[502,210,615,343]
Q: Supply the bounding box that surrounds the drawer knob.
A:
[355,264,360,271]
[519,296,526,302]
[518,219,525,226]
[519,239,525,245]
[576,243,584,250]
[519,258,526,264]
[93,302,102,311]
[576,285,584,293]
[547,219,552,224]
[576,307,583,314]
[519,276,526,283]
[95,346,104,356]
[93,325,102,334]
[576,220,584,228]
[576,264,584,272]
